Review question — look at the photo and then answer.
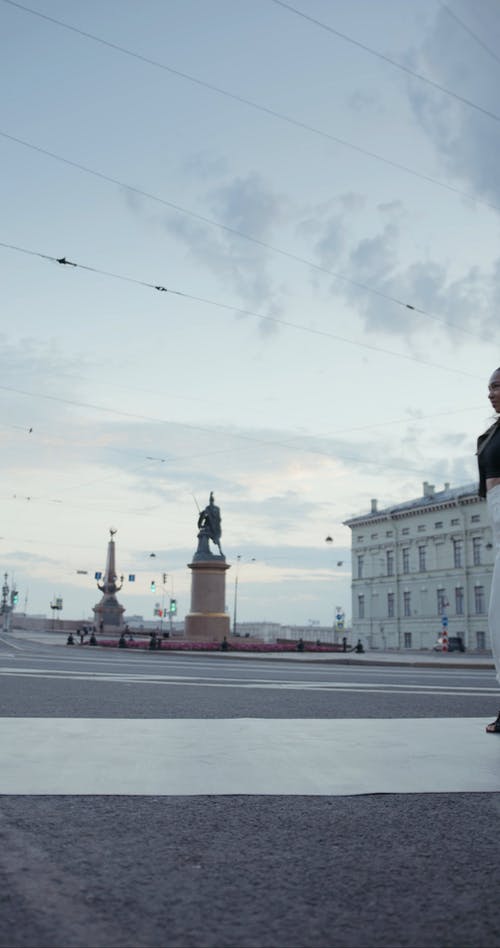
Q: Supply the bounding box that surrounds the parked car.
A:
[433,636,465,653]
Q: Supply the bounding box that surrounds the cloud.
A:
[403,2,500,206]
[163,171,288,328]
[296,192,365,271]
[306,201,498,343]
[347,89,385,114]
[0,339,90,464]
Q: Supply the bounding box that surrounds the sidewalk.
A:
[6,629,495,669]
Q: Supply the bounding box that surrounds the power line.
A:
[0,240,486,378]
[440,2,500,67]
[270,0,500,125]
[0,134,492,346]
[1,0,500,217]
[0,379,475,493]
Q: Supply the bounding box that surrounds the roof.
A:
[344,482,480,527]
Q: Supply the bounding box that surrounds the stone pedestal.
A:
[93,595,125,634]
[184,559,230,641]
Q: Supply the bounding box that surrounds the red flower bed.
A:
[97,638,342,653]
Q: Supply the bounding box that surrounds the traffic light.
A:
[169,598,177,615]
[162,573,167,585]
[12,591,19,604]
[150,580,156,592]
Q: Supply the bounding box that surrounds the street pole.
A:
[233,555,241,637]
[1,573,11,633]
[441,596,449,653]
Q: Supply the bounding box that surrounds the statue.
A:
[195,491,224,559]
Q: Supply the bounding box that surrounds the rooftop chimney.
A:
[371,498,378,513]
[423,482,435,498]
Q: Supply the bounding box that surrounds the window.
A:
[403,591,411,617]
[386,531,393,537]
[437,588,447,615]
[371,533,378,539]
[357,536,364,542]
[418,525,426,532]
[477,630,486,650]
[402,528,410,536]
[387,592,395,618]
[418,545,426,571]
[404,632,412,649]
[402,548,410,574]
[453,539,463,568]
[358,594,365,619]
[471,515,480,523]
[386,550,394,577]
[451,518,459,526]
[357,555,364,579]
[435,521,443,529]
[474,586,485,615]
[455,587,464,616]
[473,538,482,566]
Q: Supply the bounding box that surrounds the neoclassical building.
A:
[344,482,494,651]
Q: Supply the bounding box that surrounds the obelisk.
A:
[93,528,125,633]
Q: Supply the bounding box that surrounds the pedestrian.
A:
[221,636,229,651]
[354,639,364,654]
[342,636,347,653]
[118,632,127,648]
[296,638,305,652]
[89,632,97,646]
[66,632,74,646]
[478,367,500,732]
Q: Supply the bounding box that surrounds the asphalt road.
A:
[1,635,500,948]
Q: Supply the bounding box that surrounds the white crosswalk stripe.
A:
[0,664,498,696]
[1,717,499,796]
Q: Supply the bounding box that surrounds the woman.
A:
[478,367,500,732]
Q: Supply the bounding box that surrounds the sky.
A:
[1,0,499,627]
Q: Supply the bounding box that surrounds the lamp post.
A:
[1,573,11,633]
[232,556,255,637]
[325,537,345,643]
[50,597,63,631]
[233,555,241,637]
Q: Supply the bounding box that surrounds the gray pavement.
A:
[2,793,500,948]
[8,628,495,669]
[2,634,500,947]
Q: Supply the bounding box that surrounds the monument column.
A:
[184,492,231,642]
[93,528,125,634]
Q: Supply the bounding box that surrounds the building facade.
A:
[344,482,494,651]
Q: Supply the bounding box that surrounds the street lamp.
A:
[325,537,345,643]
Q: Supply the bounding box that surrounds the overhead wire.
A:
[270,0,500,125]
[0,372,480,500]
[0,133,494,348]
[0,133,483,345]
[0,129,467,343]
[0,2,489,534]
[1,1,500,217]
[0,240,487,378]
[440,2,500,67]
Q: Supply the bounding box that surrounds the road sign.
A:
[441,616,448,628]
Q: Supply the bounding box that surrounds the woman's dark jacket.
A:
[477,419,500,498]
